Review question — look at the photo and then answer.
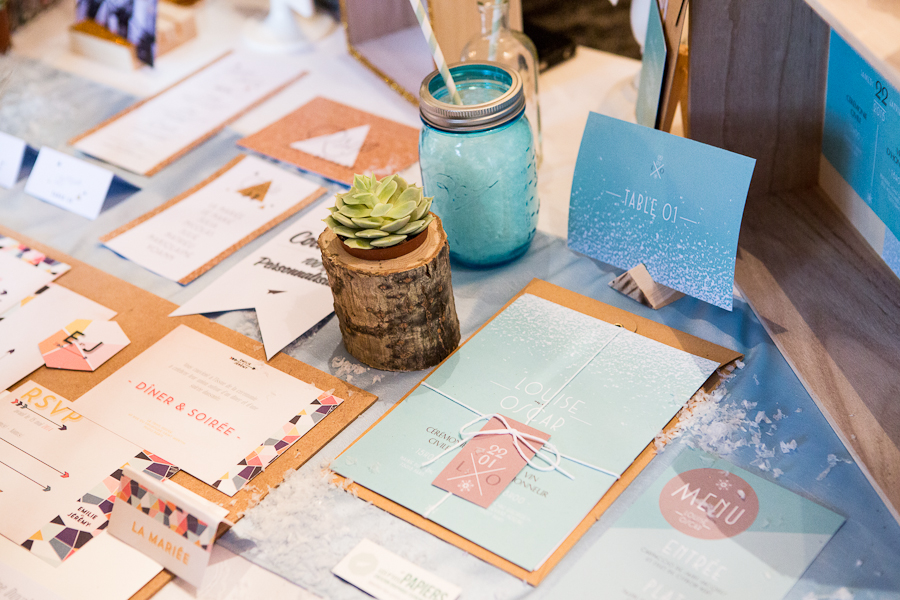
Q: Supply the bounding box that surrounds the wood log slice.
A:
[318,215,460,371]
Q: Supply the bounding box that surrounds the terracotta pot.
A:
[338,226,429,261]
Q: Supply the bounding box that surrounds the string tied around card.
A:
[420,382,622,482]
[421,412,574,479]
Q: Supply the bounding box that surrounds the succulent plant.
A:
[324,173,435,249]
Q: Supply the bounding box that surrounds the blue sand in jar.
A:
[421,86,538,268]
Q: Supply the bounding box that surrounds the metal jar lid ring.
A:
[419,62,526,133]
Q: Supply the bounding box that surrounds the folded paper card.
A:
[74,325,333,489]
[568,113,756,311]
[0,235,70,316]
[170,200,334,359]
[70,53,308,176]
[549,448,845,599]
[333,279,741,583]
[24,147,140,220]
[109,465,229,587]
[0,284,116,391]
[237,97,420,186]
[101,155,326,284]
[0,131,36,189]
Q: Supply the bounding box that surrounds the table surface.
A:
[1,1,898,599]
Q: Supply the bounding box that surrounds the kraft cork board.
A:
[0,224,378,599]
[237,96,420,186]
[331,278,742,585]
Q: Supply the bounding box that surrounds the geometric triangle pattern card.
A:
[39,319,130,371]
[238,97,419,186]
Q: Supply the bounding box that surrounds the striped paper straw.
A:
[408,0,463,105]
[488,1,502,61]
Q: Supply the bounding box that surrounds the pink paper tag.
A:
[432,416,550,508]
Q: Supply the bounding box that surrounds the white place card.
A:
[24,147,138,220]
[109,466,229,587]
[333,539,461,600]
[0,131,28,189]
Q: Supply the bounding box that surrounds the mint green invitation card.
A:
[552,448,845,599]
[334,293,721,571]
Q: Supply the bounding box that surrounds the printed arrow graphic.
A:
[0,349,13,360]
[0,459,52,491]
[0,437,69,478]
[267,290,286,294]
[12,400,67,430]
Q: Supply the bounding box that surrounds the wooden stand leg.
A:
[318,216,461,372]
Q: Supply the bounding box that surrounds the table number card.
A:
[568,113,755,311]
[24,147,140,220]
[550,448,845,599]
[101,155,326,284]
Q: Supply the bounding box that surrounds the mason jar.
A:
[419,63,538,268]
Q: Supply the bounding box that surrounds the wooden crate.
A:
[689,0,900,524]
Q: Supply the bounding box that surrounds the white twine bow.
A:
[421,412,575,479]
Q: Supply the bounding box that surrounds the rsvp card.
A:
[101,155,326,284]
[568,113,755,311]
[550,448,845,599]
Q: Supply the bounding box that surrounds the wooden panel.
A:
[342,0,418,45]
[736,186,900,523]
[689,0,830,194]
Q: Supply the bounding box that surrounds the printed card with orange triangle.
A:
[237,97,419,186]
[100,155,326,284]
[39,319,130,371]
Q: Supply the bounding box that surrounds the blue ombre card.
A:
[568,113,755,311]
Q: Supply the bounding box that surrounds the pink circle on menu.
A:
[658,468,759,540]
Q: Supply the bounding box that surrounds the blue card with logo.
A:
[568,113,755,311]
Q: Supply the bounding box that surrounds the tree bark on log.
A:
[318,216,460,371]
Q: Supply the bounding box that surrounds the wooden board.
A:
[0,225,379,598]
[332,279,742,585]
[735,186,900,524]
[689,0,830,195]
